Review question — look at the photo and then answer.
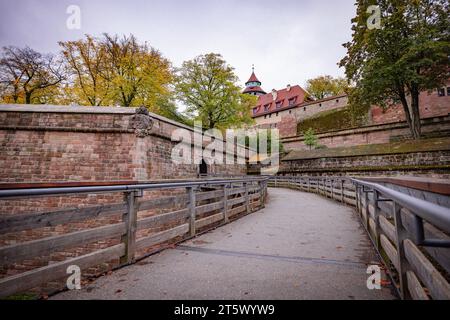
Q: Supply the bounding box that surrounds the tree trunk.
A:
[25,91,32,104]
[398,90,421,140]
[410,84,422,139]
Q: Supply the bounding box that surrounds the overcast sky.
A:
[0,0,356,92]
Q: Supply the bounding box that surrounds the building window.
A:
[438,88,445,96]
[319,103,322,107]
[289,110,292,114]
[252,108,258,115]
[447,87,450,96]
[336,99,339,103]
[264,115,267,119]
[276,112,279,116]
[264,104,270,112]
[269,114,272,118]
[288,97,297,106]
[275,101,283,109]
[303,107,306,111]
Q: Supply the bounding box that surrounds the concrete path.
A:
[52,188,396,300]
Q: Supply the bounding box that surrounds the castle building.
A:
[243,69,346,130]
[243,69,450,141]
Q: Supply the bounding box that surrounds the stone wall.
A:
[276,137,450,179]
[277,84,450,143]
[371,87,450,124]
[0,104,246,185]
[253,94,348,130]
[282,115,450,151]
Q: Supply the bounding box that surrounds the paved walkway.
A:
[52,188,396,300]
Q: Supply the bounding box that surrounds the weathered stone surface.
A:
[282,115,450,151]
[129,107,154,137]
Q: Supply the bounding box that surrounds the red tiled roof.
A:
[252,85,308,117]
[246,72,261,84]
[243,85,266,94]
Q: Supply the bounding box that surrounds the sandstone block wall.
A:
[282,115,450,151]
[0,105,246,185]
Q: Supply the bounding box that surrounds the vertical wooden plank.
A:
[260,180,265,209]
[373,190,382,251]
[364,189,369,228]
[188,187,196,237]
[245,182,250,213]
[120,190,140,265]
[393,202,410,300]
[223,184,229,223]
[331,179,334,199]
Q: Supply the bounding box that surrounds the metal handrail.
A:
[351,178,450,234]
[0,176,269,199]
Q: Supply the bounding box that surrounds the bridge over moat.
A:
[51,187,394,300]
[1,176,449,300]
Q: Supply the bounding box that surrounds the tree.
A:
[304,128,318,150]
[305,75,349,100]
[102,34,173,108]
[153,96,194,126]
[0,46,65,104]
[59,35,113,106]
[175,53,256,130]
[340,0,449,139]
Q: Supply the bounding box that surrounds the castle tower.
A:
[243,66,266,96]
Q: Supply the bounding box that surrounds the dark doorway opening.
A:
[199,159,208,175]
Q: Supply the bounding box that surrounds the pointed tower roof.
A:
[246,72,261,85]
[243,66,266,96]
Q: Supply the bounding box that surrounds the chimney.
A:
[286,84,291,92]
[271,89,278,101]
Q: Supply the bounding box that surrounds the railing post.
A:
[245,182,250,213]
[341,179,345,203]
[307,177,311,192]
[258,181,265,209]
[187,186,196,237]
[120,189,141,265]
[331,179,334,200]
[363,188,369,228]
[223,184,229,223]
[393,202,410,300]
[373,190,381,248]
[261,180,266,207]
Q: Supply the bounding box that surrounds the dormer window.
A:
[288,96,297,106]
[275,101,283,109]
[264,104,270,112]
[252,107,258,115]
